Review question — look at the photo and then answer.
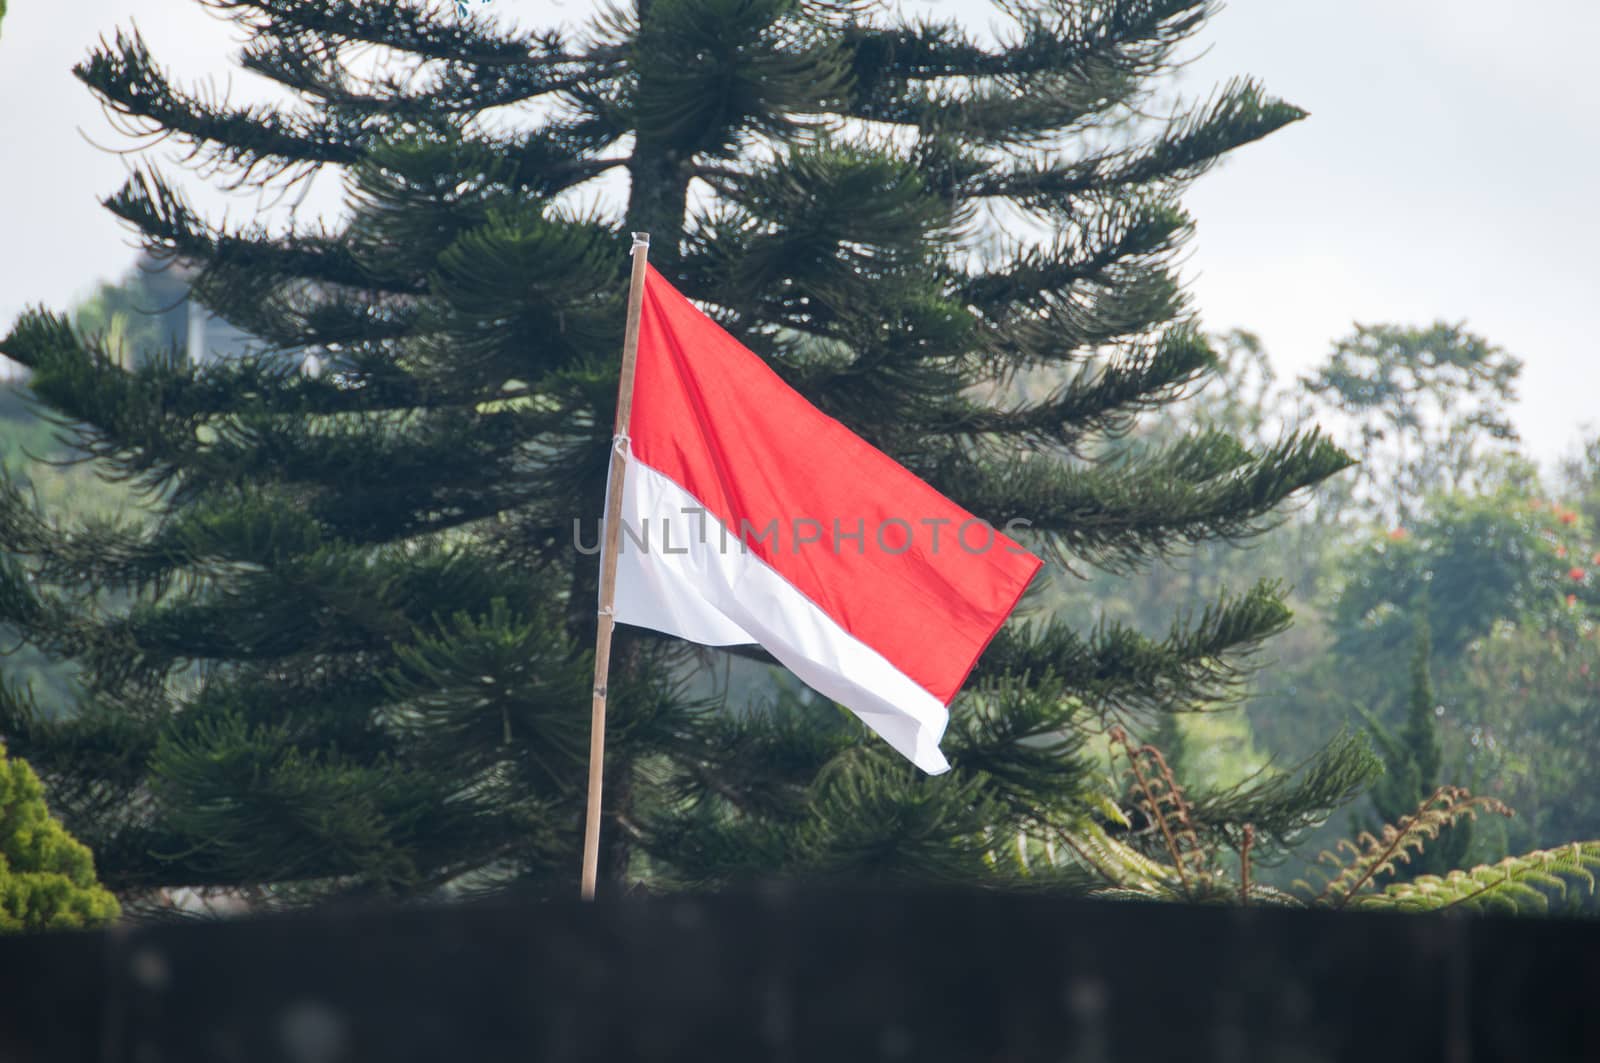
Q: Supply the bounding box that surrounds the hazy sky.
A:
[2,0,1595,466]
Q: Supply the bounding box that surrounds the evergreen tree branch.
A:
[972,581,1294,718]
[963,80,1305,209]
[927,329,1212,449]
[842,0,1214,115]
[1184,729,1383,857]
[958,196,1190,313]
[202,0,577,67]
[106,170,425,296]
[238,28,616,114]
[934,429,1352,569]
[77,29,365,182]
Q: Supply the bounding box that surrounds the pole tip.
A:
[631,232,651,251]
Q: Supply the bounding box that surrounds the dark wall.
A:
[3,890,1596,1062]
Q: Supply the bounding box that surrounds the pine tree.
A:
[0,0,1364,905]
[1362,619,1472,877]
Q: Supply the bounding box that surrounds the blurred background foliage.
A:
[1033,318,1599,880]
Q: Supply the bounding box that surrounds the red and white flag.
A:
[611,267,1043,774]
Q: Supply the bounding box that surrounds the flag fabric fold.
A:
[611,266,1042,774]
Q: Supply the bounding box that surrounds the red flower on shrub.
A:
[1568,594,1579,607]
[1387,527,1409,542]
[1572,567,1588,582]
[1558,509,1578,525]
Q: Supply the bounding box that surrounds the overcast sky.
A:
[2,0,1595,468]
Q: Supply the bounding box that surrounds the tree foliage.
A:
[0,741,120,933]
[1358,621,1471,878]
[1313,492,1600,852]
[1303,322,1523,523]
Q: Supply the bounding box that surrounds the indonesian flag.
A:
[612,267,1043,774]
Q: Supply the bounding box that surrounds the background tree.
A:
[1032,318,1595,886]
[1302,322,1523,524]
[0,0,1361,907]
[1202,323,1539,762]
[1037,328,1335,797]
[1453,607,1600,856]
[0,374,149,719]
[1358,620,1471,878]
[1557,433,1600,529]
[1251,479,1600,862]
[71,258,190,369]
[0,741,120,932]
[1328,492,1559,664]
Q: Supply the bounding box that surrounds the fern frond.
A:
[1087,887,1167,903]
[1056,817,1181,896]
[1109,726,1211,896]
[1241,883,1302,907]
[1365,841,1600,915]
[1303,786,1511,909]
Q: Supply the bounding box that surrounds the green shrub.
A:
[0,742,120,932]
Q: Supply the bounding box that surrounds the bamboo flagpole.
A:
[581,232,651,900]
